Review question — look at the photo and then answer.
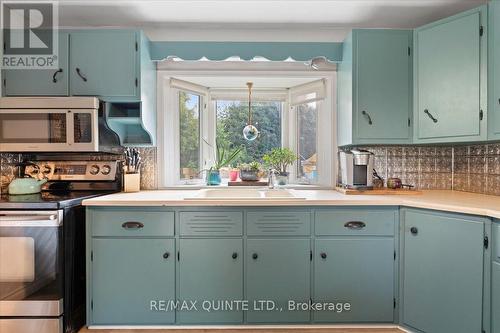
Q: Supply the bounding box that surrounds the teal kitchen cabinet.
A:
[313,239,394,323]
[91,238,175,325]
[401,208,486,333]
[414,6,487,143]
[3,32,69,96]
[177,238,243,324]
[246,238,311,323]
[493,222,500,333]
[489,1,500,140]
[69,30,138,99]
[337,29,412,146]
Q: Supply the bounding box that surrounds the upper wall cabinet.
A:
[3,32,69,96]
[414,6,487,143]
[337,29,412,146]
[489,1,500,140]
[70,30,138,99]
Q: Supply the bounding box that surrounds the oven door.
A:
[0,210,63,317]
[0,109,98,152]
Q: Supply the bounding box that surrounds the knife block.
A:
[123,172,140,192]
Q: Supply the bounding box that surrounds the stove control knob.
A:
[89,165,100,175]
[42,165,52,174]
[101,165,111,175]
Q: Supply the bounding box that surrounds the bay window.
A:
[158,74,335,188]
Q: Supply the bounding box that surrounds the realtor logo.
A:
[1,1,58,69]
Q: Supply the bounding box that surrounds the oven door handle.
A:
[0,213,62,227]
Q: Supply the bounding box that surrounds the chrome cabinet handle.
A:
[76,68,87,82]
[344,221,366,230]
[361,110,373,125]
[424,109,438,123]
[52,68,63,83]
[121,221,144,229]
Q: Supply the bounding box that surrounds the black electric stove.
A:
[0,161,121,333]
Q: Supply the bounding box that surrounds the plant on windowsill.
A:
[238,162,261,181]
[263,148,298,186]
[206,139,242,186]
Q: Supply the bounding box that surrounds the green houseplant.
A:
[238,161,261,181]
[206,139,242,185]
[263,148,297,186]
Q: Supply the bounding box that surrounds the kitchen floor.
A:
[78,328,404,333]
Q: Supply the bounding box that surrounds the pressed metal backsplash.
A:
[0,147,157,193]
[341,143,500,195]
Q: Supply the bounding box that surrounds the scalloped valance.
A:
[150,41,343,62]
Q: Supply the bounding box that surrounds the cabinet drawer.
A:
[494,222,500,262]
[91,209,174,237]
[247,211,310,236]
[180,212,243,236]
[315,209,396,236]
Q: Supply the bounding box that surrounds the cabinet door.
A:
[402,209,484,333]
[178,238,243,324]
[355,30,411,142]
[415,11,481,140]
[70,31,137,98]
[493,262,500,333]
[246,239,310,323]
[489,1,500,139]
[314,238,394,322]
[91,238,175,325]
[3,32,69,96]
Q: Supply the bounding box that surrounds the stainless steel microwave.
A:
[0,97,122,153]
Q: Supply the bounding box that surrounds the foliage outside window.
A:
[179,92,201,180]
[296,102,318,184]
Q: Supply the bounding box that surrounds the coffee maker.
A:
[339,149,374,189]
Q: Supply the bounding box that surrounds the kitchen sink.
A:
[185,188,305,200]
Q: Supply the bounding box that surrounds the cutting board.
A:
[336,187,422,195]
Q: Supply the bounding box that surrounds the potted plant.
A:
[238,161,261,181]
[206,139,242,185]
[263,148,297,186]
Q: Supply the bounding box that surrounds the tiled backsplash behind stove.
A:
[340,143,500,195]
[0,147,157,193]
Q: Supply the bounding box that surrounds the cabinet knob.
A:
[320,252,327,259]
[163,252,170,259]
[252,253,258,260]
[232,252,238,259]
[410,227,418,235]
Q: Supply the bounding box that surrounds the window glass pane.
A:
[297,102,318,183]
[216,100,282,166]
[179,91,201,180]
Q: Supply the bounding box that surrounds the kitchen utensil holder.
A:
[123,172,140,192]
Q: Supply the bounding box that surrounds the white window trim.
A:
[157,70,337,189]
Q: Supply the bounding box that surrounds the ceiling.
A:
[57,0,488,41]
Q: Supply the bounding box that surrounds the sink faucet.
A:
[268,169,276,189]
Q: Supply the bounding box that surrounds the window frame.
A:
[157,70,337,189]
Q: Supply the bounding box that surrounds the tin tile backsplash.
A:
[0,147,157,193]
[341,143,500,195]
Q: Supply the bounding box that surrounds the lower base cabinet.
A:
[402,209,485,333]
[493,262,500,333]
[313,238,394,322]
[91,238,175,325]
[246,239,311,323]
[178,238,243,324]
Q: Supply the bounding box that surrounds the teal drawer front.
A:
[247,211,311,236]
[315,209,396,236]
[179,212,243,236]
[91,209,174,237]
[495,222,500,262]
